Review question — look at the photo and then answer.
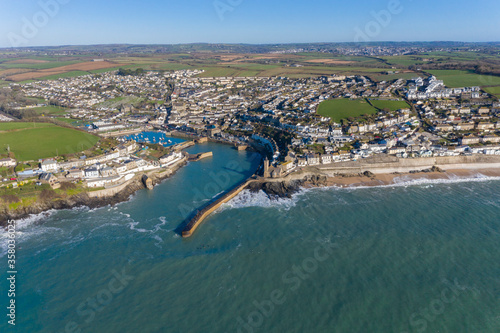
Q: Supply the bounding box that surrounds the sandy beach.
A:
[303,168,500,189]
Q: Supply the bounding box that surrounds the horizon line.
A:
[1,40,500,50]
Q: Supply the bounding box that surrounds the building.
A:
[460,136,480,145]
[84,167,99,179]
[39,172,60,189]
[321,154,333,164]
[66,169,83,179]
[86,178,106,188]
[100,166,117,177]
[159,151,183,167]
[481,135,500,143]
[0,158,16,167]
[40,159,58,172]
[306,153,320,165]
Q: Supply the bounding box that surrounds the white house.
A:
[321,154,333,164]
[115,164,128,174]
[159,151,183,167]
[41,159,58,172]
[84,167,99,179]
[0,158,16,167]
[306,153,320,166]
[86,178,106,188]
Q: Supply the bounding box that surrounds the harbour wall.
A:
[315,155,500,176]
[101,127,147,137]
[188,152,213,161]
[173,140,195,151]
[182,178,254,238]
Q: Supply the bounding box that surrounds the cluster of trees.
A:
[409,62,471,71]
[474,64,500,77]
[117,68,145,76]
[0,107,37,120]
[0,89,39,119]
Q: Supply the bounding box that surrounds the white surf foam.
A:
[0,209,62,258]
[126,215,171,236]
[358,173,500,190]
[218,173,500,211]
[221,189,304,210]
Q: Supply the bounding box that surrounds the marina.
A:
[122,131,186,147]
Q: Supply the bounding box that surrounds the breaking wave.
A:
[222,189,307,210]
[219,173,500,211]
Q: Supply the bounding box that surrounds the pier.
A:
[188,151,213,161]
[196,137,208,143]
[101,127,146,137]
[172,140,195,151]
[181,178,254,238]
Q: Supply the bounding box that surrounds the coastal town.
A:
[2,0,500,329]
[0,64,498,190]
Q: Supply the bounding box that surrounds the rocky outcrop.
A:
[0,161,187,228]
[409,165,445,174]
[248,174,329,199]
[248,180,303,198]
[0,179,147,227]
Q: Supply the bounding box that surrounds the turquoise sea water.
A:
[1,142,500,333]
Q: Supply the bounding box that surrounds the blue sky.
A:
[0,0,499,47]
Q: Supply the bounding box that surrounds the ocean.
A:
[1,142,499,333]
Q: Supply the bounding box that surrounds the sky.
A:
[0,0,499,48]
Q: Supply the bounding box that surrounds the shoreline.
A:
[0,159,187,227]
[248,163,500,199]
[3,151,500,228]
[0,136,262,228]
[303,168,500,189]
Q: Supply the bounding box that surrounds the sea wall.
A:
[316,155,500,176]
[182,179,254,237]
[173,141,195,151]
[87,176,140,198]
[249,154,500,199]
[101,127,146,137]
[188,152,213,161]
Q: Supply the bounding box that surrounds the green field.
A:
[426,70,500,88]
[379,56,425,67]
[0,122,99,161]
[371,72,421,82]
[30,105,68,115]
[54,117,81,125]
[483,86,500,98]
[0,122,54,131]
[0,60,80,70]
[95,95,144,108]
[36,70,90,81]
[369,99,410,111]
[317,99,377,122]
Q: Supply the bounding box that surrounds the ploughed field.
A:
[4,61,121,81]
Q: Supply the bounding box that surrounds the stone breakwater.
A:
[181,178,254,237]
